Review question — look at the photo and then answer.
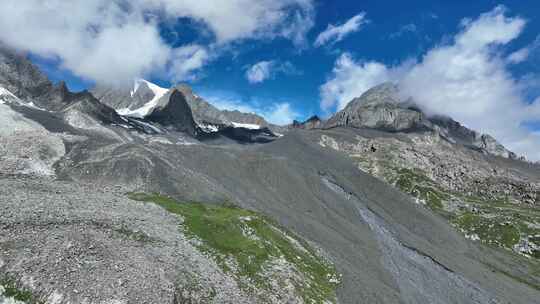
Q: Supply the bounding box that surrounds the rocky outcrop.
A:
[0,44,53,102]
[92,79,167,115]
[324,83,427,132]
[325,82,518,159]
[145,88,199,137]
[430,115,516,159]
[176,84,266,126]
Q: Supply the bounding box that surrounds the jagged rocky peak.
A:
[92,79,170,117]
[325,82,425,132]
[352,82,402,106]
[176,83,269,127]
[61,91,123,125]
[145,86,199,137]
[326,82,518,159]
[428,115,515,158]
[0,44,53,102]
[93,80,272,129]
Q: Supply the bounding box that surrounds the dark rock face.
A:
[0,45,125,127]
[176,84,268,127]
[429,115,515,158]
[92,81,290,135]
[0,44,52,102]
[62,91,124,125]
[199,126,278,144]
[145,89,199,137]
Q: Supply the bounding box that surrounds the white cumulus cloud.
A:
[320,6,540,160]
[246,61,275,84]
[245,60,300,84]
[141,0,314,45]
[314,13,368,47]
[168,45,210,82]
[0,0,315,86]
[320,54,396,111]
[262,103,299,125]
[508,48,530,64]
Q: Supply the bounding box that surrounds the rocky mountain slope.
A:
[318,84,540,259]
[92,81,286,134]
[324,83,517,159]
[0,45,539,304]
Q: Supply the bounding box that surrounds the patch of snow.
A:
[149,137,173,145]
[25,102,43,110]
[232,122,261,130]
[176,139,197,146]
[0,86,48,111]
[132,119,163,134]
[111,123,133,130]
[118,79,169,118]
[0,87,19,105]
[199,123,219,133]
[0,86,17,99]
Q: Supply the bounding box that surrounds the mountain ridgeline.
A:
[0,45,539,304]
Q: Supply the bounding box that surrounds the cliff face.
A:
[145,88,200,137]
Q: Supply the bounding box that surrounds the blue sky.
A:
[2,1,540,159]
[25,1,538,118]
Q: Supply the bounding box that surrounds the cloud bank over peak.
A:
[0,0,314,86]
[320,5,540,160]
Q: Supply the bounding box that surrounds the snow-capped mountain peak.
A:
[118,79,169,118]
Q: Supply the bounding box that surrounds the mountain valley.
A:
[1,44,540,304]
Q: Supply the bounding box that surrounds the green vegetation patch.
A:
[453,212,520,248]
[128,193,340,303]
[389,168,450,210]
[364,161,540,260]
[0,277,43,304]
